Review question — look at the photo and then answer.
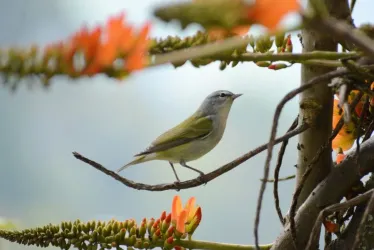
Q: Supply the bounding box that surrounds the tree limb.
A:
[253,62,374,248]
[306,188,374,250]
[73,124,308,191]
[270,136,374,250]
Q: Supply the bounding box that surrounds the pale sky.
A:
[0,0,373,249]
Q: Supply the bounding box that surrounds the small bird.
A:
[116,90,242,183]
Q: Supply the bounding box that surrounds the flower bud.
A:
[231,61,239,68]
[275,32,285,47]
[163,236,174,250]
[160,211,167,221]
[134,239,142,249]
[139,220,147,238]
[285,35,293,52]
[161,213,172,233]
[255,61,271,67]
[147,218,155,234]
[268,63,288,70]
[219,61,227,71]
[151,229,161,242]
[186,207,202,235]
[166,225,174,238]
[248,35,255,48]
[143,240,150,248]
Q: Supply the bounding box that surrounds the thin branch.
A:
[306,16,374,59]
[261,175,295,183]
[363,119,374,141]
[73,125,308,192]
[352,189,374,249]
[289,91,364,249]
[350,0,357,13]
[253,65,374,249]
[306,188,374,250]
[215,51,357,63]
[274,117,299,225]
[355,96,370,162]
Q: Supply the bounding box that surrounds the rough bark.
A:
[295,0,351,211]
[272,0,352,249]
[271,136,374,249]
[326,176,374,250]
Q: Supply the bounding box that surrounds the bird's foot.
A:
[173,180,181,192]
[198,174,208,186]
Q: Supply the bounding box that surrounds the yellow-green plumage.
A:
[116,90,242,176]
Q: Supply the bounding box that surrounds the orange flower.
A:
[47,12,151,78]
[323,219,339,233]
[171,195,183,223]
[192,0,250,39]
[185,197,199,223]
[246,0,301,32]
[205,25,251,40]
[176,209,188,234]
[336,148,345,164]
[332,98,357,151]
[171,195,201,234]
[199,0,300,39]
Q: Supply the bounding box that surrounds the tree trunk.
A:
[295,0,351,212]
[271,0,352,249]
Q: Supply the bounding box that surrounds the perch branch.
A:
[73,124,308,191]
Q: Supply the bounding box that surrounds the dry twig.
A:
[73,124,308,191]
[274,117,299,225]
[306,188,374,250]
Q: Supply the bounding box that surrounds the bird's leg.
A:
[169,162,181,189]
[180,160,207,185]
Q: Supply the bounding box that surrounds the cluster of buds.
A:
[0,196,202,250]
[253,33,293,71]
[149,32,210,55]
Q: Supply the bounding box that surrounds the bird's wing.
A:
[135,115,213,156]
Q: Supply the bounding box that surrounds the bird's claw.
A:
[198,174,208,186]
[173,180,181,191]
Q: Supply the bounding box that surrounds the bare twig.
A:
[289,91,364,249]
[73,125,308,192]
[273,117,299,225]
[355,96,370,162]
[350,0,357,13]
[261,175,295,183]
[352,189,374,249]
[363,120,374,141]
[306,16,374,59]
[306,188,374,250]
[253,65,374,249]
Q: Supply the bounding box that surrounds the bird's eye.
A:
[219,93,226,98]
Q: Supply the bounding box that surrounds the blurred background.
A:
[0,0,372,249]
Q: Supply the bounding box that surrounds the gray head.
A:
[198,90,242,115]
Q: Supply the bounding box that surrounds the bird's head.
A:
[199,90,242,115]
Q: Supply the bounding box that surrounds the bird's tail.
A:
[116,155,149,173]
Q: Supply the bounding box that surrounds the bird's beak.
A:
[232,93,243,100]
